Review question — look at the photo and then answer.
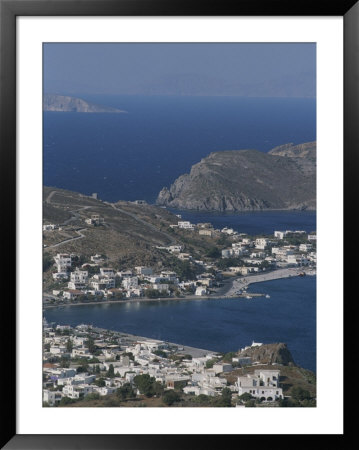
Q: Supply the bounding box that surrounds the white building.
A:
[62,384,94,399]
[299,243,312,252]
[213,363,233,374]
[221,227,236,235]
[168,245,183,253]
[195,287,207,296]
[91,254,104,263]
[255,238,268,250]
[274,231,286,239]
[232,356,252,366]
[272,248,293,260]
[250,251,266,259]
[178,221,195,230]
[199,229,213,236]
[160,271,178,283]
[100,268,116,278]
[43,389,62,406]
[85,214,104,226]
[54,253,72,273]
[52,272,68,281]
[90,275,115,290]
[135,266,153,276]
[117,270,133,278]
[43,224,57,231]
[122,277,138,290]
[152,283,170,293]
[222,249,233,258]
[63,289,82,300]
[49,345,67,355]
[286,254,298,265]
[93,386,117,396]
[68,268,88,290]
[237,370,283,401]
[71,348,90,358]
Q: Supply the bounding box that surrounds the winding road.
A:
[45,189,177,248]
[46,228,88,249]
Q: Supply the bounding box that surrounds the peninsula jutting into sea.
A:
[43,94,126,113]
[157,142,316,212]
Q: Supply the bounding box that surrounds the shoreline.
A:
[43,267,315,310]
[224,267,315,297]
[88,326,217,358]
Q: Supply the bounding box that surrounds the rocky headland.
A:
[43,94,125,113]
[157,142,316,212]
[238,342,296,366]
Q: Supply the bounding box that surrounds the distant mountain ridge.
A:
[137,72,316,98]
[157,142,316,212]
[43,94,125,113]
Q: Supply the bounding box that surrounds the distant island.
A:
[43,94,126,113]
[157,142,316,212]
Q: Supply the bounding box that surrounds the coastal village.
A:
[43,321,316,408]
[44,214,316,305]
[43,190,316,407]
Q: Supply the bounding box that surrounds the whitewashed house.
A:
[135,266,153,276]
[54,253,72,273]
[100,268,116,278]
[255,238,268,250]
[122,277,138,290]
[195,287,207,296]
[299,243,312,252]
[43,389,62,406]
[178,221,195,230]
[68,268,88,290]
[237,370,283,401]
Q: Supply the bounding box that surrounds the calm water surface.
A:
[44,96,316,203]
[45,275,316,372]
[44,95,316,372]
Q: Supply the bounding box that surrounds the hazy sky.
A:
[44,43,316,97]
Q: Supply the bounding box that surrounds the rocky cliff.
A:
[157,142,316,212]
[238,343,295,366]
[43,94,125,113]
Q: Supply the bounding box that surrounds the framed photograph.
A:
[1,0,356,447]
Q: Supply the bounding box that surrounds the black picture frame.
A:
[1,0,356,448]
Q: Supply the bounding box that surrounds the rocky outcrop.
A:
[239,343,295,366]
[268,141,316,159]
[157,142,316,212]
[43,94,125,113]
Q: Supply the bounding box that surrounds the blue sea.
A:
[44,276,316,372]
[44,95,316,203]
[44,95,316,372]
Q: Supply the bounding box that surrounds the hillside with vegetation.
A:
[43,187,235,290]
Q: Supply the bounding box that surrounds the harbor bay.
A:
[41,45,319,412]
[44,274,316,372]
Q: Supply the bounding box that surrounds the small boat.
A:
[245,295,251,299]
[265,294,270,299]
